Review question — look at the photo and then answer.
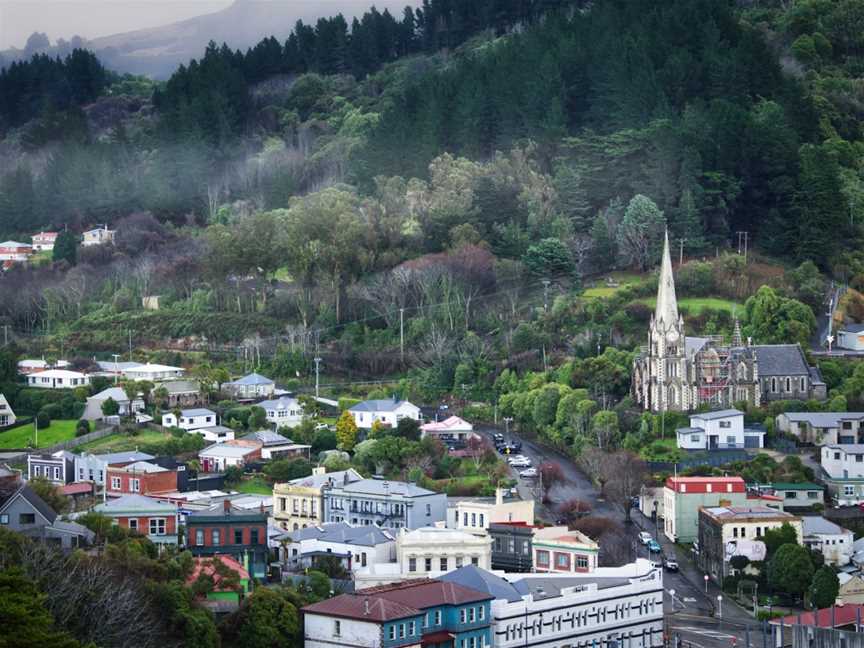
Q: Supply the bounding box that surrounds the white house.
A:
[81,226,115,247]
[196,425,235,443]
[161,408,217,431]
[17,358,70,375]
[676,409,765,450]
[258,396,304,428]
[27,369,90,389]
[802,516,855,566]
[348,399,421,429]
[81,387,145,421]
[222,373,275,400]
[241,430,310,460]
[820,444,864,506]
[31,231,58,251]
[0,394,16,427]
[282,522,397,574]
[447,489,534,535]
[122,363,184,382]
[776,412,864,445]
[302,597,423,648]
[440,561,664,648]
[198,442,259,472]
[74,451,155,485]
[837,324,864,352]
[420,415,478,444]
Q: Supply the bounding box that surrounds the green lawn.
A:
[234,476,272,495]
[583,271,649,299]
[0,419,86,449]
[76,428,170,454]
[636,296,743,315]
[639,437,683,462]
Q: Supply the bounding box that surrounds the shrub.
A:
[35,411,50,429]
[75,420,90,437]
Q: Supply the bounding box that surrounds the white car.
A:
[519,468,538,478]
[638,531,653,545]
[509,457,532,468]
[507,454,528,464]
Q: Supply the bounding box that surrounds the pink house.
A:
[420,416,478,444]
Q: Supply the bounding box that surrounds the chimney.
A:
[364,598,370,616]
[312,466,326,476]
[223,499,231,514]
[495,488,504,506]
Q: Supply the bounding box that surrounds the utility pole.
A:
[736,231,749,263]
[678,238,685,266]
[112,353,120,385]
[399,308,405,365]
[542,279,551,313]
[2,325,7,346]
[314,356,322,398]
[128,329,133,361]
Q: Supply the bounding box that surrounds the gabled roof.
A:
[96,361,143,372]
[0,484,57,524]
[200,443,258,458]
[175,408,216,417]
[802,516,849,536]
[302,593,421,623]
[287,468,363,489]
[94,494,176,514]
[29,369,88,379]
[691,409,743,421]
[840,323,864,334]
[188,555,249,589]
[257,396,300,409]
[242,430,290,446]
[124,363,183,373]
[421,416,473,432]
[336,478,435,498]
[752,344,810,376]
[361,579,494,608]
[227,372,274,386]
[89,387,133,402]
[288,522,396,546]
[349,399,416,413]
[156,380,200,394]
[439,565,523,602]
[87,451,155,465]
[0,240,32,248]
[111,461,169,474]
[782,412,864,427]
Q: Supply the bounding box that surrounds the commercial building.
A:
[532,526,599,574]
[489,522,533,572]
[322,478,447,530]
[273,467,363,531]
[663,476,748,544]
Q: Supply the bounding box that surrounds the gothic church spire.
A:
[654,229,679,330]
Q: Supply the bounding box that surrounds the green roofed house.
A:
[754,483,825,510]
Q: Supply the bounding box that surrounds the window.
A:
[800,377,806,392]
[409,621,416,636]
[234,529,243,544]
[212,529,221,545]
[128,519,138,531]
[0,514,7,524]
[334,620,341,637]
[425,558,432,571]
[434,610,442,625]
[440,557,447,571]
[250,528,259,544]
[536,550,550,566]
[469,607,476,622]
[292,499,298,513]
[690,435,700,443]
[409,557,417,572]
[399,624,406,639]
[53,467,60,480]
[33,465,41,477]
[719,421,731,429]
[471,513,477,526]
[426,503,431,515]
[389,626,395,640]
[111,477,121,490]
[479,606,485,620]
[456,556,463,568]
[844,485,855,496]
[130,478,140,493]
[150,518,166,536]
[576,555,589,569]
[555,552,570,569]
[195,529,204,545]
[726,436,736,445]
[785,377,791,392]
[460,609,467,623]
[19,513,35,524]
[463,512,468,526]
[479,513,484,527]
[771,377,777,393]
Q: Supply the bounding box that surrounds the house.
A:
[348,399,421,429]
[222,373,275,400]
[532,525,599,573]
[161,408,218,431]
[81,386,145,421]
[31,231,57,251]
[420,416,478,445]
[322,478,447,529]
[776,412,864,445]
[675,409,765,450]
[241,430,310,460]
[81,225,115,247]
[74,450,155,486]
[281,522,397,574]
[447,489,534,534]
[199,441,261,473]
[0,483,93,548]
[837,572,864,605]
[273,467,363,531]
[698,506,802,583]
[802,516,854,566]
[663,476,749,543]
[153,380,201,407]
[302,593,424,648]
[94,360,143,377]
[837,324,864,352]
[395,526,492,579]
[93,494,179,544]
[820,444,864,505]
[59,482,95,509]
[122,362,184,382]
[188,555,251,613]
[769,604,864,631]
[0,240,33,262]
[106,461,179,497]
[257,396,304,429]
[489,522,534,572]
[440,561,664,648]
[27,450,75,484]
[196,425,236,443]
[186,500,268,578]
[0,394,16,427]
[753,482,824,509]
[27,368,90,389]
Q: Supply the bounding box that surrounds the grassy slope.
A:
[0,419,87,449]
[636,296,743,315]
[76,428,170,453]
[234,476,272,495]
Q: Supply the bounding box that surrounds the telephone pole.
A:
[678,238,685,266]
[314,356,322,398]
[128,329,133,361]
[112,353,120,385]
[399,308,405,365]
[736,231,749,263]
[542,279,551,313]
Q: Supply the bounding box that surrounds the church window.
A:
[738,363,746,380]
[771,378,777,393]
[785,377,791,392]
[800,377,806,392]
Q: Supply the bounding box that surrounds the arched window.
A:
[800,377,806,392]
[667,385,677,407]
[785,377,791,392]
[771,377,777,393]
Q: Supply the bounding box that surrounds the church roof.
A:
[655,230,680,330]
[752,345,809,376]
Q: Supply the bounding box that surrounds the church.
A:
[632,233,826,412]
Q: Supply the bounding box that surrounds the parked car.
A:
[638,532,653,545]
[493,433,505,443]
[519,468,538,478]
[663,558,679,572]
[509,457,532,468]
[647,539,662,554]
[509,439,523,452]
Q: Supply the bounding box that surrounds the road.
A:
[811,282,845,350]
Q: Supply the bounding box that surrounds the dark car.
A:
[510,439,522,452]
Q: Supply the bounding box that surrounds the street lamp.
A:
[717,595,723,620]
[669,589,676,613]
[503,417,513,437]
[704,574,709,593]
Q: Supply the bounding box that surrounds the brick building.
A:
[106,461,178,497]
[93,494,179,545]
[186,501,268,579]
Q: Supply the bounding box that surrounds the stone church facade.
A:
[632,234,826,413]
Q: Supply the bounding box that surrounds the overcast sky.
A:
[0,0,234,49]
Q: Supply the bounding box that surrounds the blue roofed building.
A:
[223,372,276,400]
[322,478,447,530]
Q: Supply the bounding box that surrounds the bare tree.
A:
[604,451,648,523]
[577,446,613,496]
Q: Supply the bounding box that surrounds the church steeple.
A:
[654,229,679,332]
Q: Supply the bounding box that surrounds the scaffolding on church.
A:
[694,336,734,405]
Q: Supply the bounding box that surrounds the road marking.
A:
[674,627,737,640]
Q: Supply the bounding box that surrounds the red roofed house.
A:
[770,604,864,630]
[187,554,251,613]
[0,240,33,267]
[106,461,178,497]
[663,476,752,544]
[420,416,478,445]
[31,231,58,251]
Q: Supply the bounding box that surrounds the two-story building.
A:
[802,516,855,566]
[31,231,57,251]
[161,408,218,431]
[752,482,824,510]
[81,225,115,246]
[122,363,184,382]
[153,380,202,407]
[274,467,364,531]
[349,399,421,429]
[27,450,76,484]
[74,450,155,486]
[489,522,534,572]
[532,525,599,574]
[0,394,16,426]
[664,476,748,544]
[441,561,664,648]
[27,368,90,389]
[222,373,275,400]
[82,386,145,421]
[447,489,534,535]
[257,396,304,429]
[820,444,864,505]
[93,494,179,545]
[675,409,765,451]
[698,506,802,582]
[323,478,447,530]
[399,526,492,575]
[0,240,33,262]
[186,500,269,579]
[0,482,94,548]
[282,522,397,574]
[777,412,864,445]
[303,593,424,648]
[106,461,179,497]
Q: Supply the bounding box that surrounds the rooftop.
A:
[752,344,809,376]
[283,468,363,490]
[124,363,183,373]
[825,444,864,453]
[771,604,864,628]
[691,409,743,420]
[226,372,274,386]
[89,387,134,402]
[257,396,300,409]
[288,522,396,546]
[783,412,864,426]
[349,399,414,413]
[200,443,258,458]
[156,380,200,393]
[360,579,494,608]
[702,506,798,521]
[802,516,849,536]
[241,430,291,446]
[302,593,421,623]
[421,416,473,432]
[88,451,155,465]
[841,323,864,334]
[0,484,57,523]
[335,478,436,498]
[188,555,249,590]
[176,408,216,417]
[94,494,177,513]
[111,461,169,474]
[767,482,824,491]
[439,565,524,602]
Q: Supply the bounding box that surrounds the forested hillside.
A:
[1,0,864,397]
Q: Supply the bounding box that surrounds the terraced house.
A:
[323,478,447,530]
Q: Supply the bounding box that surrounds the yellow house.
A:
[273,467,362,531]
[838,572,864,605]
